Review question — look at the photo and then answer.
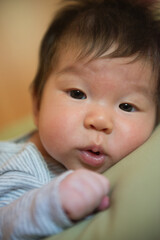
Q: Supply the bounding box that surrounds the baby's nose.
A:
[84,109,113,134]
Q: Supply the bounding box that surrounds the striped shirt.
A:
[0,138,73,240]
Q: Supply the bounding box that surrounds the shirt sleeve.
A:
[0,141,74,239]
[0,170,73,240]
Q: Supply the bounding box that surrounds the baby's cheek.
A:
[120,131,151,159]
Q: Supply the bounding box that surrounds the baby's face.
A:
[33,52,157,173]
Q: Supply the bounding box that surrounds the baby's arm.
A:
[0,169,109,240]
[0,171,73,240]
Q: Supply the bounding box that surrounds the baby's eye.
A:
[119,103,136,112]
[68,89,87,100]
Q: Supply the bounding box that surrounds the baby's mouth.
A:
[79,148,106,167]
[88,150,101,155]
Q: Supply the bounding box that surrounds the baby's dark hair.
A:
[31,0,160,106]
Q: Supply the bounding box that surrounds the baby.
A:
[0,0,160,239]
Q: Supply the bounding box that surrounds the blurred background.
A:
[0,0,60,139]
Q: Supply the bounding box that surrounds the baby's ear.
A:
[32,94,40,127]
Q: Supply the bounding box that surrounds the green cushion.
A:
[46,124,160,240]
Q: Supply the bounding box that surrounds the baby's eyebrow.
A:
[56,65,81,76]
[55,65,156,99]
[130,84,155,99]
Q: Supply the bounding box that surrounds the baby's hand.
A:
[59,169,110,220]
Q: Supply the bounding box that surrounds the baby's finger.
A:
[97,195,110,211]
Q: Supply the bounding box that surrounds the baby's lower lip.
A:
[79,150,105,167]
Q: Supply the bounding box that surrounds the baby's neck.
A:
[29,131,50,158]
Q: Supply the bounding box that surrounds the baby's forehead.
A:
[56,46,153,75]
[53,42,158,92]
[55,50,155,89]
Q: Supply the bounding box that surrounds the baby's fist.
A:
[59,169,110,220]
